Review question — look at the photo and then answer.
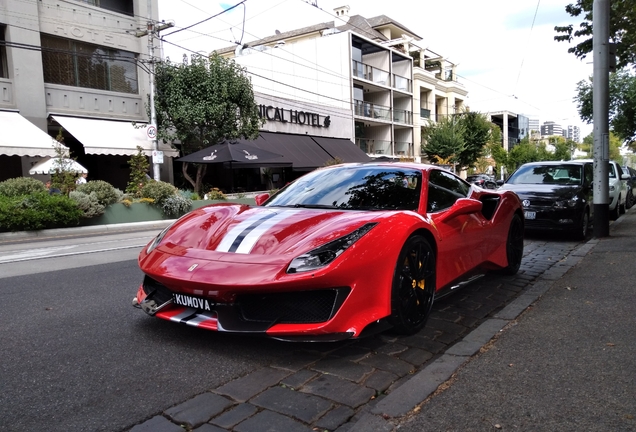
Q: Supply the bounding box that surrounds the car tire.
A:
[389,235,436,335]
[620,199,626,215]
[573,208,589,240]
[497,213,524,275]
[627,189,634,210]
[610,197,620,220]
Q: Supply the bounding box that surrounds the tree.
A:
[154,53,262,194]
[127,146,150,196]
[575,70,636,146]
[421,115,466,169]
[549,136,578,161]
[457,111,491,169]
[554,0,636,69]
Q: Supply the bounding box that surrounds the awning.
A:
[51,115,178,157]
[258,132,334,171]
[0,111,59,157]
[310,136,371,163]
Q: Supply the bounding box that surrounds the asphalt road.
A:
[0,238,310,432]
[0,228,585,432]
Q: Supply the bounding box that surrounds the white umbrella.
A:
[29,158,88,175]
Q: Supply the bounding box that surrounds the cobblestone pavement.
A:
[127,236,586,432]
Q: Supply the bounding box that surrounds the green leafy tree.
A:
[127,145,150,195]
[550,136,578,161]
[485,124,508,178]
[50,129,80,195]
[421,116,466,169]
[575,70,636,146]
[457,111,491,169]
[154,53,263,194]
[554,0,636,69]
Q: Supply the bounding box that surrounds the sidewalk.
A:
[378,211,636,431]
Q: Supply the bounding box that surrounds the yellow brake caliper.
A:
[411,258,425,304]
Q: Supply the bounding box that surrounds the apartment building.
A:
[564,125,581,143]
[216,5,467,163]
[541,121,563,137]
[0,0,175,187]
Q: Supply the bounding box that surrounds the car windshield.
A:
[507,164,583,185]
[264,166,422,211]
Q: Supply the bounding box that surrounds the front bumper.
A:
[133,276,354,341]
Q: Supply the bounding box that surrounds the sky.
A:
[155,0,594,138]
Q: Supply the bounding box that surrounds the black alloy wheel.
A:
[627,189,634,210]
[498,214,524,275]
[389,235,436,335]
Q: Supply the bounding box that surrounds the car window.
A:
[265,166,422,211]
[609,163,617,178]
[427,169,470,213]
[507,164,583,185]
[584,164,593,185]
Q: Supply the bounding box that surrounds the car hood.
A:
[499,183,584,200]
[153,203,384,262]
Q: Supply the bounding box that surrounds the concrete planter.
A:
[80,198,256,226]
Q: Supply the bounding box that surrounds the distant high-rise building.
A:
[564,125,581,143]
[541,121,563,137]
[528,118,540,135]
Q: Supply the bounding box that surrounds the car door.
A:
[427,169,486,287]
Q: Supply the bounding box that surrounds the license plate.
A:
[173,293,214,311]
[524,211,536,220]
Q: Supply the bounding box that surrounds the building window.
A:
[41,34,138,94]
[0,26,8,78]
[76,0,134,16]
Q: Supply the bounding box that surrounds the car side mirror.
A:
[254,193,270,206]
[621,173,630,180]
[435,198,483,224]
[496,180,504,186]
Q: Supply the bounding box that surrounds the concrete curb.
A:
[350,231,603,432]
[0,219,175,243]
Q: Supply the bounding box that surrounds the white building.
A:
[564,125,581,143]
[540,121,563,137]
[216,5,467,163]
[0,0,176,186]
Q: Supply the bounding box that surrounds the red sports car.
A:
[134,163,524,341]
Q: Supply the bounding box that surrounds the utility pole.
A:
[136,4,173,181]
[592,0,610,237]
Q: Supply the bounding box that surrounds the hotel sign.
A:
[258,105,331,128]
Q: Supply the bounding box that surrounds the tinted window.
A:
[507,164,583,185]
[584,164,593,185]
[265,166,421,211]
[427,169,470,213]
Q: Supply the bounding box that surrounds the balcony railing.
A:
[393,74,412,92]
[393,109,413,125]
[354,99,392,121]
[354,139,414,157]
[352,60,390,86]
[354,138,392,155]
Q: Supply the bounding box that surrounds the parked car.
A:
[499,160,593,239]
[133,162,523,341]
[621,165,636,210]
[577,159,628,219]
[466,174,498,189]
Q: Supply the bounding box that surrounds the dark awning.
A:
[257,132,334,171]
[310,136,371,163]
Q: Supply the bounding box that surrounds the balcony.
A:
[355,138,392,155]
[352,60,390,86]
[393,109,413,125]
[393,74,412,92]
[354,99,392,121]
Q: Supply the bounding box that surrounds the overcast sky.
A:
[155,0,593,137]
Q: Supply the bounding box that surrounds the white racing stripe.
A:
[216,209,301,254]
[235,210,301,254]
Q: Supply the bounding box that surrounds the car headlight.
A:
[146,225,172,254]
[554,196,579,208]
[287,223,377,274]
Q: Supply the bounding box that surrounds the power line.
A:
[162,0,247,37]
